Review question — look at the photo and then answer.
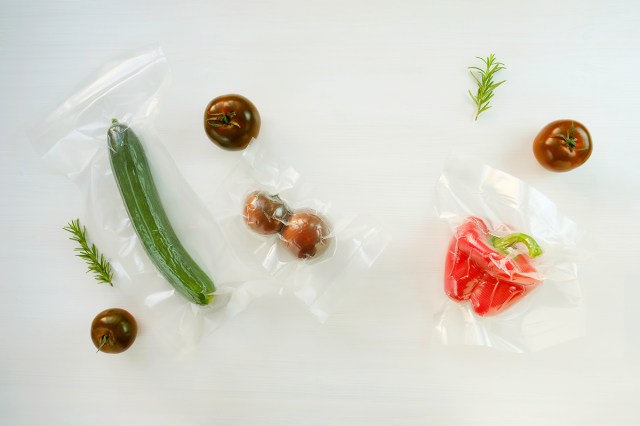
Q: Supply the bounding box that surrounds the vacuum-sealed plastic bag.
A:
[206,141,390,321]
[435,155,585,352]
[29,46,270,353]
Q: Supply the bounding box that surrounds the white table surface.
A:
[2,1,640,425]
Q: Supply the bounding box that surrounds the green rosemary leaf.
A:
[468,53,506,121]
[63,219,114,286]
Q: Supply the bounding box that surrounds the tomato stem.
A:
[96,333,111,353]
[554,121,579,150]
[207,111,241,129]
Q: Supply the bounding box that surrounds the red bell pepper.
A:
[444,216,543,316]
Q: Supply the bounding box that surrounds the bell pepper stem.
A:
[490,232,543,258]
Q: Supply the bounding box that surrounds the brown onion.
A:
[243,191,291,235]
[279,211,330,259]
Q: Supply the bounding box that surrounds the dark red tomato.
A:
[279,211,331,259]
[533,120,592,172]
[204,94,261,151]
[243,191,292,235]
[91,308,138,354]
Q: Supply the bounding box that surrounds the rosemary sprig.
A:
[468,53,506,121]
[63,219,114,286]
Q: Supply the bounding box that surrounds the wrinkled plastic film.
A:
[435,155,585,352]
[30,46,269,352]
[210,141,391,321]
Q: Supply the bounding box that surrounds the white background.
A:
[2,0,640,425]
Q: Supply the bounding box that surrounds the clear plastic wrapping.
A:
[207,141,390,321]
[435,155,585,352]
[29,46,272,352]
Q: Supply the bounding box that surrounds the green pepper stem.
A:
[490,232,543,258]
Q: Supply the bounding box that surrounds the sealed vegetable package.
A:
[435,156,585,352]
[29,46,271,352]
[205,141,390,321]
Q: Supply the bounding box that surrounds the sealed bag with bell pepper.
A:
[435,156,586,352]
[444,216,544,317]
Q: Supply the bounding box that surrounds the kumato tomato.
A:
[90,308,138,354]
[533,120,592,172]
[204,94,261,151]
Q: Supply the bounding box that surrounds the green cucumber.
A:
[107,119,215,305]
